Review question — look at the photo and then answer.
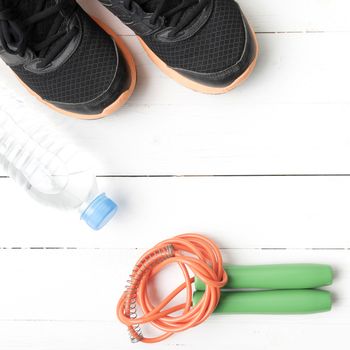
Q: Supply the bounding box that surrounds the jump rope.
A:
[117,233,333,343]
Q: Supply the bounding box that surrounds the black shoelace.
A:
[0,0,77,68]
[124,0,210,36]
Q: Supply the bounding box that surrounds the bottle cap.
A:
[81,193,118,230]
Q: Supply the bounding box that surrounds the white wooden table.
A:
[0,1,349,349]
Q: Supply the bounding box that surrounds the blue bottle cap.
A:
[81,193,118,231]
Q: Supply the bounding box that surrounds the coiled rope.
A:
[117,233,227,343]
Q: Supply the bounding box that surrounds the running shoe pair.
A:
[0,0,258,119]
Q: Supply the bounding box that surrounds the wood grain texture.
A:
[0,177,349,248]
[2,318,349,350]
[0,248,347,349]
[1,0,349,349]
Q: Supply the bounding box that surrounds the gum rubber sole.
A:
[138,24,258,95]
[15,20,136,120]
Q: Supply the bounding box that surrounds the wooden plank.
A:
[0,248,347,349]
[1,176,350,248]
[2,319,349,350]
[241,0,350,32]
[41,103,350,176]
[1,33,349,176]
[78,0,350,33]
[0,248,347,318]
[0,2,348,348]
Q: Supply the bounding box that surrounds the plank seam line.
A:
[0,319,115,323]
[2,174,350,179]
[96,174,350,178]
[117,31,350,36]
[0,247,348,251]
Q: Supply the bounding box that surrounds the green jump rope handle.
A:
[195,264,333,291]
[193,290,332,314]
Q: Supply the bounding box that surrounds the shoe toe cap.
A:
[173,16,258,89]
[51,46,132,116]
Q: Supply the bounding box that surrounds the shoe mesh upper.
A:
[142,0,246,73]
[11,8,118,104]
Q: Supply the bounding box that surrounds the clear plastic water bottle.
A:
[0,100,117,230]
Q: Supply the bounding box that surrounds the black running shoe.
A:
[99,0,258,94]
[0,0,136,119]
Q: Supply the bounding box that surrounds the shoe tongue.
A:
[21,0,58,41]
[3,0,59,43]
[0,0,12,9]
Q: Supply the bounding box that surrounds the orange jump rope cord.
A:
[117,233,228,343]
